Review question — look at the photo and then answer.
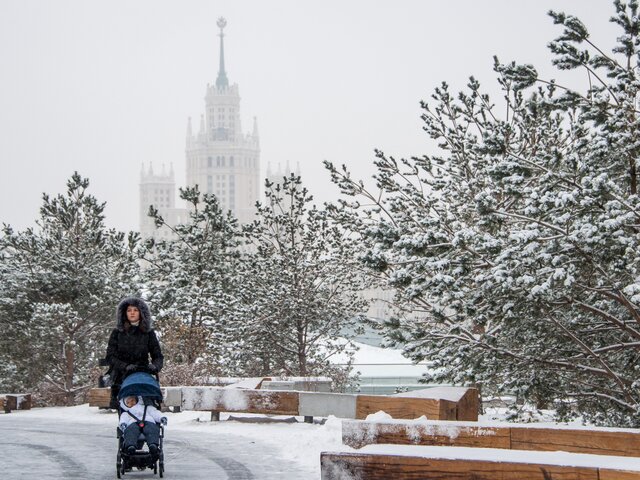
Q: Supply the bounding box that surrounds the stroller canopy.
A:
[118,372,163,401]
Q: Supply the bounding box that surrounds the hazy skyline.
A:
[0,1,618,232]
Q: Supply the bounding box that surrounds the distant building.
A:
[139,163,187,241]
[264,161,300,212]
[140,17,260,239]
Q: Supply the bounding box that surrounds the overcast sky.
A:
[0,1,620,232]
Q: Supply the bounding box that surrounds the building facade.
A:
[139,163,185,241]
[140,17,260,239]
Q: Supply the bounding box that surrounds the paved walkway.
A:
[0,414,315,479]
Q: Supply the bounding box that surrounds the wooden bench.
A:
[88,386,478,422]
[182,387,469,422]
[325,419,640,479]
[0,393,32,413]
[342,418,640,456]
[88,386,182,410]
[367,387,478,421]
[87,387,111,407]
[321,445,640,479]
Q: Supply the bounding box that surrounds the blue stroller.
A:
[116,370,165,478]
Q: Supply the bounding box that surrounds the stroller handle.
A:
[122,364,160,382]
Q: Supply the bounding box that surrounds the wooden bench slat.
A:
[343,420,510,450]
[600,470,640,480]
[321,452,609,480]
[343,419,640,458]
[511,427,640,457]
[181,387,299,415]
[393,388,479,421]
[456,388,479,421]
[356,395,457,421]
[88,388,111,407]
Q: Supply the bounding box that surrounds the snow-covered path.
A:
[0,405,336,479]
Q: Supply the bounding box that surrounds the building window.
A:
[207,157,212,168]
[229,156,234,167]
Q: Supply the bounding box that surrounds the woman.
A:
[105,297,164,409]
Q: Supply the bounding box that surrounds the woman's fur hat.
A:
[116,297,153,332]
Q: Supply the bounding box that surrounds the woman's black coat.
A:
[105,297,164,389]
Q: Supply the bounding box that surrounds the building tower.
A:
[185,17,260,225]
[140,17,260,237]
[139,163,181,240]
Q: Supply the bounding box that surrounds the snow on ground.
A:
[10,402,640,476]
[174,412,348,474]
[9,404,350,476]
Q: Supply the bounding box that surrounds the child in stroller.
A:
[116,369,167,478]
[119,395,167,455]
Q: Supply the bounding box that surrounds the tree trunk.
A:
[64,340,75,406]
[630,156,637,195]
[297,321,307,376]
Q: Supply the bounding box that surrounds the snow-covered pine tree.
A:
[326,1,640,426]
[143,186,244,378]
[0,173,140,404]
[239,174,367,379]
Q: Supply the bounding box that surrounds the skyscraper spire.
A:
[216,17,229,89]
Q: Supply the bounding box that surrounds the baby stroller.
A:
[116,369,165,478]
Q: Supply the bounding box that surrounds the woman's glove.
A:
[147,364,158,373]
[120,423,127,431]
[125,364,137,372]
[160,417,168,426]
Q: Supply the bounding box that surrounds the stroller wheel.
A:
[159,461,164,478]
[116,450,122,478]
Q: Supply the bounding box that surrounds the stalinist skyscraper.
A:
[140,17,260,238]
[186,17,260,224]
